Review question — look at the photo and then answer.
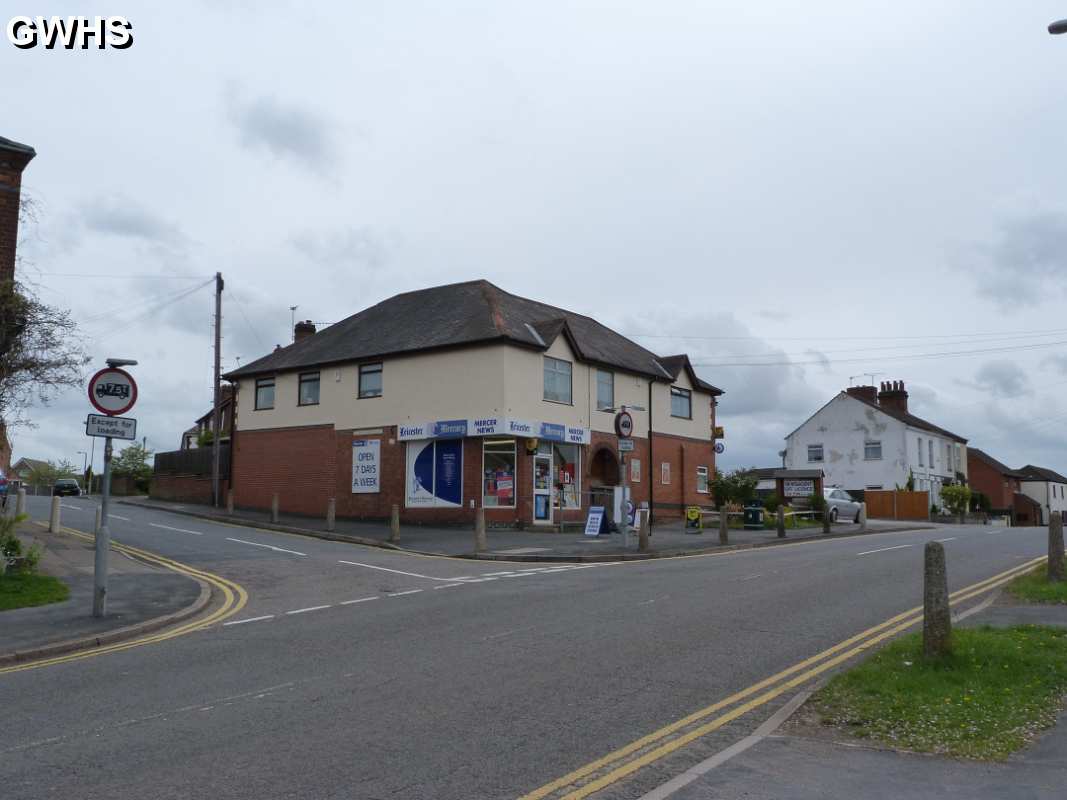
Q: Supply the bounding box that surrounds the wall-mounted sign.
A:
[398,416,590,444]
[85,414,136,440]
[352,439,380,493]
[783,479,815,498]
[714,442,725,454]
[406,439,463,507]
[713,426,725,439]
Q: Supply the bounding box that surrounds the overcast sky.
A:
[4,2,1067,476]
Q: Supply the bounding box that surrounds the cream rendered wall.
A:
[652,369,713,440]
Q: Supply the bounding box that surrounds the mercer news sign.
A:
[7,16,133,49]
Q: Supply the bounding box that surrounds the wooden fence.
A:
[865,490,929,521]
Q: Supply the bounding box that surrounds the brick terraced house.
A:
[965,447,1041,525]
[225,280,723,526]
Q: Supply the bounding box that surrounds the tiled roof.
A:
[1018,464,1067,484]
[968,448,1026,478]
[848,394,967,443]
[226,280,723,394]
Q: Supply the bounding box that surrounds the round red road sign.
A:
[615,410,634,438]
[88,367,138,416]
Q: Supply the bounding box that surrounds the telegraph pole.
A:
[212,272,223,507]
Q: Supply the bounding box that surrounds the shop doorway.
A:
[533,452,553,524]
[590,447,620,487]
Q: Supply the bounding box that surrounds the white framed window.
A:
[661,462,671,484]
[358,363,383,398]
[807,444,824,463]
[298,372,320,406]
[670,387,692,419]
[254,377,275,410]
[864,440,882,460]
[928,440,934,471]
[482,439,516,508]
[918,437,924,466]
[630,458,641,482]
[697,466,709,493]
[543,357,573,404]
[596,369,614,411]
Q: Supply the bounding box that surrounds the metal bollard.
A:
[326,497,336,532]
[719,509,729,545]
[474,507,487,553]
[49,496,61,533]
[271,492,279,524]
[226,489,234,515]
[16,488,26,517]
[776,506,786,538]
[638,509,650,552]
[389,504,400,543]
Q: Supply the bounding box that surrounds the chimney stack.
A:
[294,319,317,343]
[846,385,878,404]
[0,135,36,285]
[878,380,909,415]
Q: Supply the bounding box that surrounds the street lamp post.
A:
[77,450,87,491]
[1050,19,1067,35]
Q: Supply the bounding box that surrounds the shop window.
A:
[359,363,382,398]
[864,440,882,461]
[483,440,516,508]
[298,372,320,406]
[254,377,275,410]
[661,462,671,484]
[670,387,691,419]
[597,369,614,411]
[543,357,572,404]
[554,442,581,508]
[697,466,709,493]
[807,444,823,463]
[630,458,641,483]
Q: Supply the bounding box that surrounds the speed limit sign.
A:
[88,367,138,416]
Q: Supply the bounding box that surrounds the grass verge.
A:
[1005,561,1067,604]
[0,572,70,611]
[808,626,1067,760]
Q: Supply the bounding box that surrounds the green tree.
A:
[711,468,758,508]
[25,459,79,489]
[941,484,972,517]
[111,443,153,481]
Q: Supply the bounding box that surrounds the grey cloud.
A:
[968,213,1067,305]
[226,88,336,173]
[81,196,188,249]
[290,226,391,271]
[968,360,1031,398]
[1042,354,1067,375]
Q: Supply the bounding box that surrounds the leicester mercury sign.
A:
[86,413,137,440]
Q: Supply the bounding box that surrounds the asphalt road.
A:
[0,496,1051,799]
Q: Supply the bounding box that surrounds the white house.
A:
[784,382,967,506]
[1017,465,1067,525]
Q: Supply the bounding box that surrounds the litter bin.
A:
[685,506,702,530]
[743,502,764,530]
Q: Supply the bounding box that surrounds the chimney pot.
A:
[878,378,910,415]
[294,319,317,343]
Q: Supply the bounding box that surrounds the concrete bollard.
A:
[16,488,26,517]
[638,509,650,552]
[822,506,831,534]
[923,541,952,658]
[776,506,786,538]
[326,497,336,533]
[226,489,234,516]
[271,492,279,524]
[94,506,102,536]
[48,496,61,533]
[1049,511,1065,583]
[474,507,487,553]
[719,509,729,545]
[859,502,867,532]
[389,504,400,543]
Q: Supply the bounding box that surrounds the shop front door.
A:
[533,453,553,524]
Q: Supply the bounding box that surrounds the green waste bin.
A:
[743,503,764,530]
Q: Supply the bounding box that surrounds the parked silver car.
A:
[824,487,862,523]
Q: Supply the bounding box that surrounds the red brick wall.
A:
[0,144,33,285]
[966,454,1016,509]
[232,424,337,516]
[650,432,715,517]
[151,475,229,504]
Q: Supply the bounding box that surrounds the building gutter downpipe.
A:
[648,378,654,525]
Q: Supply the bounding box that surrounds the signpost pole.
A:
[211,272,223,507]
[93,436,113,617]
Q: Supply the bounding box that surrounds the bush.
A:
[810,492,827,513]
[764,494,781,513]
[941,484,972,516]
[930,504,941,515]
[971,491,991,513]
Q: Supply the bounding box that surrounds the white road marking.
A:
[935,537,957,543]
[223,615,275,626]
[985,530,1006,535]
[337,560,461,581]
[340,596,379,605]
[286,605,332,615]
[110,514,130,521]
[481,571,519,577]
[228,537,306,556]
[150,523,203,536]
[740,574,763,581]
[856,544,913,556]
[388,589,423,597]
[60,504,84,511]
[433,583,465,590]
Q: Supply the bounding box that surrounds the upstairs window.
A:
[918,437,924,466]
[864,440,882,460]
[254,377,275,410]
[596,369,614,411]
[929,440,934,470]
[670,387,692,419]
[298,372,320,406]
[359,363,383,398]
[807,444,824,463]
[543,357,572,404]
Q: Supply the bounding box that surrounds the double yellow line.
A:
[521,554,1048,800]
[1,526,247,675]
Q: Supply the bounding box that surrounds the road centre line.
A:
[227,537,306,556]
[337,560,466,582]
[433,583,465,590]
[60,504,84,511]
[936,537,957,542]
[388,589,423,597]
[856,544,913,556]
[150,523,203,536]
[519,555,1047,800]
[224,615,275,626]
[287,605,332,615]
[340,596,379,605]
[110,514,130,521]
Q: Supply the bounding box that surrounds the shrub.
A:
[764,494,781,513]
[810,492,827,513]
[941,484,972,516]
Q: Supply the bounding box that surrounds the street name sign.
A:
[88,367,138,416]
[86,414,137,440]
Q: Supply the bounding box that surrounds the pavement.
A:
[668,599,1067,800]
[1,522,206,662]
[120,495,933,560]
[0,494,1058,799]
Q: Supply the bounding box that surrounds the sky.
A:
[3,2,1067,476]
